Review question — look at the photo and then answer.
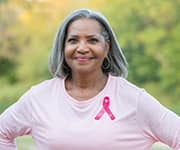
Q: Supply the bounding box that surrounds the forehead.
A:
[67,18,103,36]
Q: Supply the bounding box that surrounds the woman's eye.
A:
[67,38,78,44]
[88,38,98,44]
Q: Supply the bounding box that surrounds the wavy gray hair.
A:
[48,9,128,78]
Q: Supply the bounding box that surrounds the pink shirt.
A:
[0,75,180,150]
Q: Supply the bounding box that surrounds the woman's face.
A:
[64,18,109,75]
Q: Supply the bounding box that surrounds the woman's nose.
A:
[77,41,89,54]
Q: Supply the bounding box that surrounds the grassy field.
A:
[16,136,172,150]
[16,136,35,150]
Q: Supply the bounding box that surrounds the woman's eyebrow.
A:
[66,35,79,39]
[66,33,102,38]
[86,34,102,38]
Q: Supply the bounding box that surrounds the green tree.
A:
[103,0,180,113]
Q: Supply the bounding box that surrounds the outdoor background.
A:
[0,0,179,149]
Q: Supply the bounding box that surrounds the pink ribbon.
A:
[95,96,115,120]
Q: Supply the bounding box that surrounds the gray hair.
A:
[48,9,128,78]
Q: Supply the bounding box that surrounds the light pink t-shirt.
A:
[0,75,180,150]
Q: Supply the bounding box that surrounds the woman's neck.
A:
[69,71,107,88]
[65,71,108,100]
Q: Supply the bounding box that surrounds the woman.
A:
[0,9,179,150]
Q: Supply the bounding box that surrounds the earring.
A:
[102,57,111,71]
[62,61,71,74]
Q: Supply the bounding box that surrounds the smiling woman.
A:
[0,9,180,150]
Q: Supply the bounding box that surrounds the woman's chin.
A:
[72,67,97,75]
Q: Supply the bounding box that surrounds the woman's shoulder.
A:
[109,75,145,105]
[30,77,63,95]
[110,75,142,93]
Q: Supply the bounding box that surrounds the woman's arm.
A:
[136,90,180,150]
[0,89,33,150]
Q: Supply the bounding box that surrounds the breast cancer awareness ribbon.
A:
[95,96,115,120]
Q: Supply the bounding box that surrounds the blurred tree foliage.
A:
[0,0,179,114]
[102,0,180,113]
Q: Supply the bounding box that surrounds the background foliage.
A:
[0,0,179,115]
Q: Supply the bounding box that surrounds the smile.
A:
[74,56,94,62]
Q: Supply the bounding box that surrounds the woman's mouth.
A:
[74,56,94,62]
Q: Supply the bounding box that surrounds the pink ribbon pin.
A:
[95,96,115,120]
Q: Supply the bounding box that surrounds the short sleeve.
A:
[0,88,33,149]
[136,90,180,150]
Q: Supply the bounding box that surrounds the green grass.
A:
[16,136,35,150]
[151,143,171,150]
[16,136,172,150]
